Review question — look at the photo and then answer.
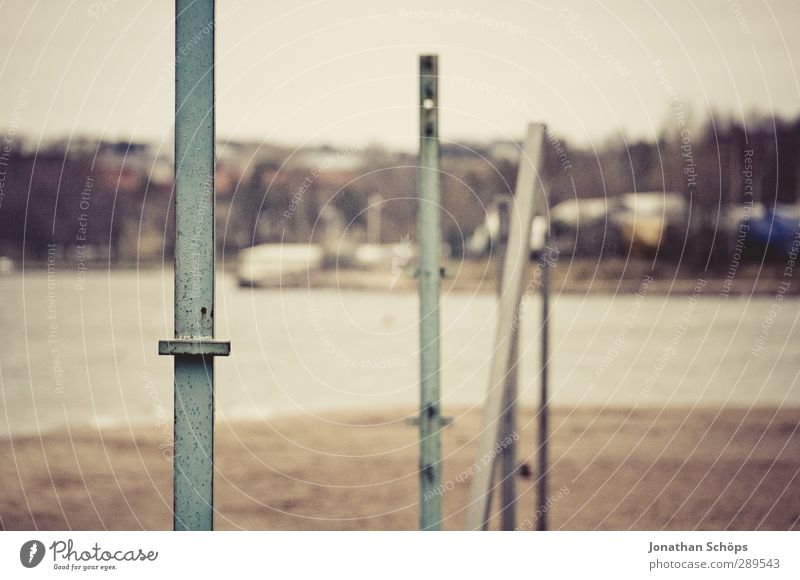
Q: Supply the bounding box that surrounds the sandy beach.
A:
[1,407,798,531]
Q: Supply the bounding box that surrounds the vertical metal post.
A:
[418,54,442,531]
[537,235,551,531]
[159,0,229,532]
[499,316,519,530]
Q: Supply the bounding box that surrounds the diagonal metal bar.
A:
[466,122,545,530]
[495,196,519,531]
[159,0,229,532]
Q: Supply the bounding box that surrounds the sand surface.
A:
[1,407,798,530]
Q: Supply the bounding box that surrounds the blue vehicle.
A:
[747,204,800,257]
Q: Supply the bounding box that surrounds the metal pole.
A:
[159,0,229,532]
[499,317,519,530]
[537,236,551,531]
[418,54,442,531]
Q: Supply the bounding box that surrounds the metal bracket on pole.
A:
[159,339,231,357]
[466,122,546,531]
[405,414,453,428]
[159,0,229,532]
[417,53,443,532]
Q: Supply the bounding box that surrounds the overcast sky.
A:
[1,0,798,150]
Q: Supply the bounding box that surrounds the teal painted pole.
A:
[159,0,229,531]
[418,54,442,531]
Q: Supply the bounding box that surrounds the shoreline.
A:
[4,403,799,442]
[5,261,796,296]
[2,406,798,531]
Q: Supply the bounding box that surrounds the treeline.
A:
[1,114,797,266]
[0,149,173,262]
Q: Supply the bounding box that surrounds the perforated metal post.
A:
[159,0,229,532]
[417,54,442,531]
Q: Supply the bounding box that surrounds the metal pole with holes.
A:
[417,54,442,531]
[159,0,229,531]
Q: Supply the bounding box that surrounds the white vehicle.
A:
[237,244,324,287]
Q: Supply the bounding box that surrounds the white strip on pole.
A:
[466,122,546,530]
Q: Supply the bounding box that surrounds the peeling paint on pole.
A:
[418,54,442,531]
[159,0,229,532]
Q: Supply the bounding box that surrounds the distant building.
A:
[488,140,521,164]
